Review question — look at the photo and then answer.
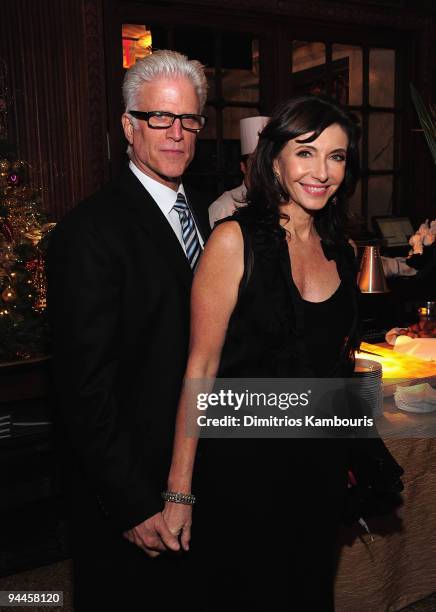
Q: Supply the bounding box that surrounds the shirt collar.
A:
[129,161,187,216]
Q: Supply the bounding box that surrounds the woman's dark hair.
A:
[242,94,361,248]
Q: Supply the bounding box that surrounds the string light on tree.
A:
[1,284,16,302]
[0,155,55,361]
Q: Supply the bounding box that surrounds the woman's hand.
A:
[123,511,180,557]
[162,502,192,552]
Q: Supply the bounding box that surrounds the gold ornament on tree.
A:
[0,152,55,361]
[0,61,54,360]
[1,284,17,302]
[30,250,47,312]
[0,157,10,177]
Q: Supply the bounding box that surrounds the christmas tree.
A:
[0,157,55,362]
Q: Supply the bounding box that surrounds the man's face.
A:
[122,76,200,190]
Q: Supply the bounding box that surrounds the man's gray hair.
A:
[123,50,208,115]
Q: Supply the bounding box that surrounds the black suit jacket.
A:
[48,167,210,532]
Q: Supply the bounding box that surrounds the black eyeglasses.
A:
[128,110,207,133]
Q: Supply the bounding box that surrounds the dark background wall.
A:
[0,0,107,220]
[0,0,435,226]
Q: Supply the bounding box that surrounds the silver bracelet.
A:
[161,490,196,505]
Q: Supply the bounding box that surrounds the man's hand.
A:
[162,502,192,552]
[123,512,180,558]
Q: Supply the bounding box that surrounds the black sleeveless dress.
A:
[190,214,359,612]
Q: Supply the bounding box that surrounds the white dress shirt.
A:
[129,161,204,253]
[208,182,247,228]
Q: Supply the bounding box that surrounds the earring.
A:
[274,173,287,201]
[331,196,337,206]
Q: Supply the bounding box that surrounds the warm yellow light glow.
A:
[357,342,436,380]
[137,32,152,51]
[122,24,152,69]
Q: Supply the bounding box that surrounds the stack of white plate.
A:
[353,358,383,418]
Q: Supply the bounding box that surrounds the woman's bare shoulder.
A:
[193,220,244,309]
[206,219,244,254]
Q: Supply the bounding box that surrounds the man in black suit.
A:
[48,50,209,611]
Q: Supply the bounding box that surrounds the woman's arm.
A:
[163,220,244,549]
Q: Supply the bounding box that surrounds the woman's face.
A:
[273,123,348,212]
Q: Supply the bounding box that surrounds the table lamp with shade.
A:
[357,245,389,293]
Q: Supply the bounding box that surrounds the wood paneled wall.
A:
[0,0,108,221]
[0,0,434,222]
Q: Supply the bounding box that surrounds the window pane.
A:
[122,24,152,69]
[369,49,395,107]
[291,41,326,96]
[369,113,394,170]
[368,175,393,227]
[352,110,363,160]
[191,106,217,174]
[173,29,214,66]
[223,106,260,140]
[292,41,325,72]
[173,29,217,101]
[332,44,362,106]
[222,32,255,70]
[222,38,259,103]
[205,67,216,101]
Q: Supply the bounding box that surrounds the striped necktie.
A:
[173,192,201,269]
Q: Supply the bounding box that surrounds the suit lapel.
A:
[115,168,193,291]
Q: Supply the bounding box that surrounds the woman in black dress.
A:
[163,95,362,610]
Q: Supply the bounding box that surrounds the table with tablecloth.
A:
[335,355,436,612]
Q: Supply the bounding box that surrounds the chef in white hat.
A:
[208,115,270,228]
